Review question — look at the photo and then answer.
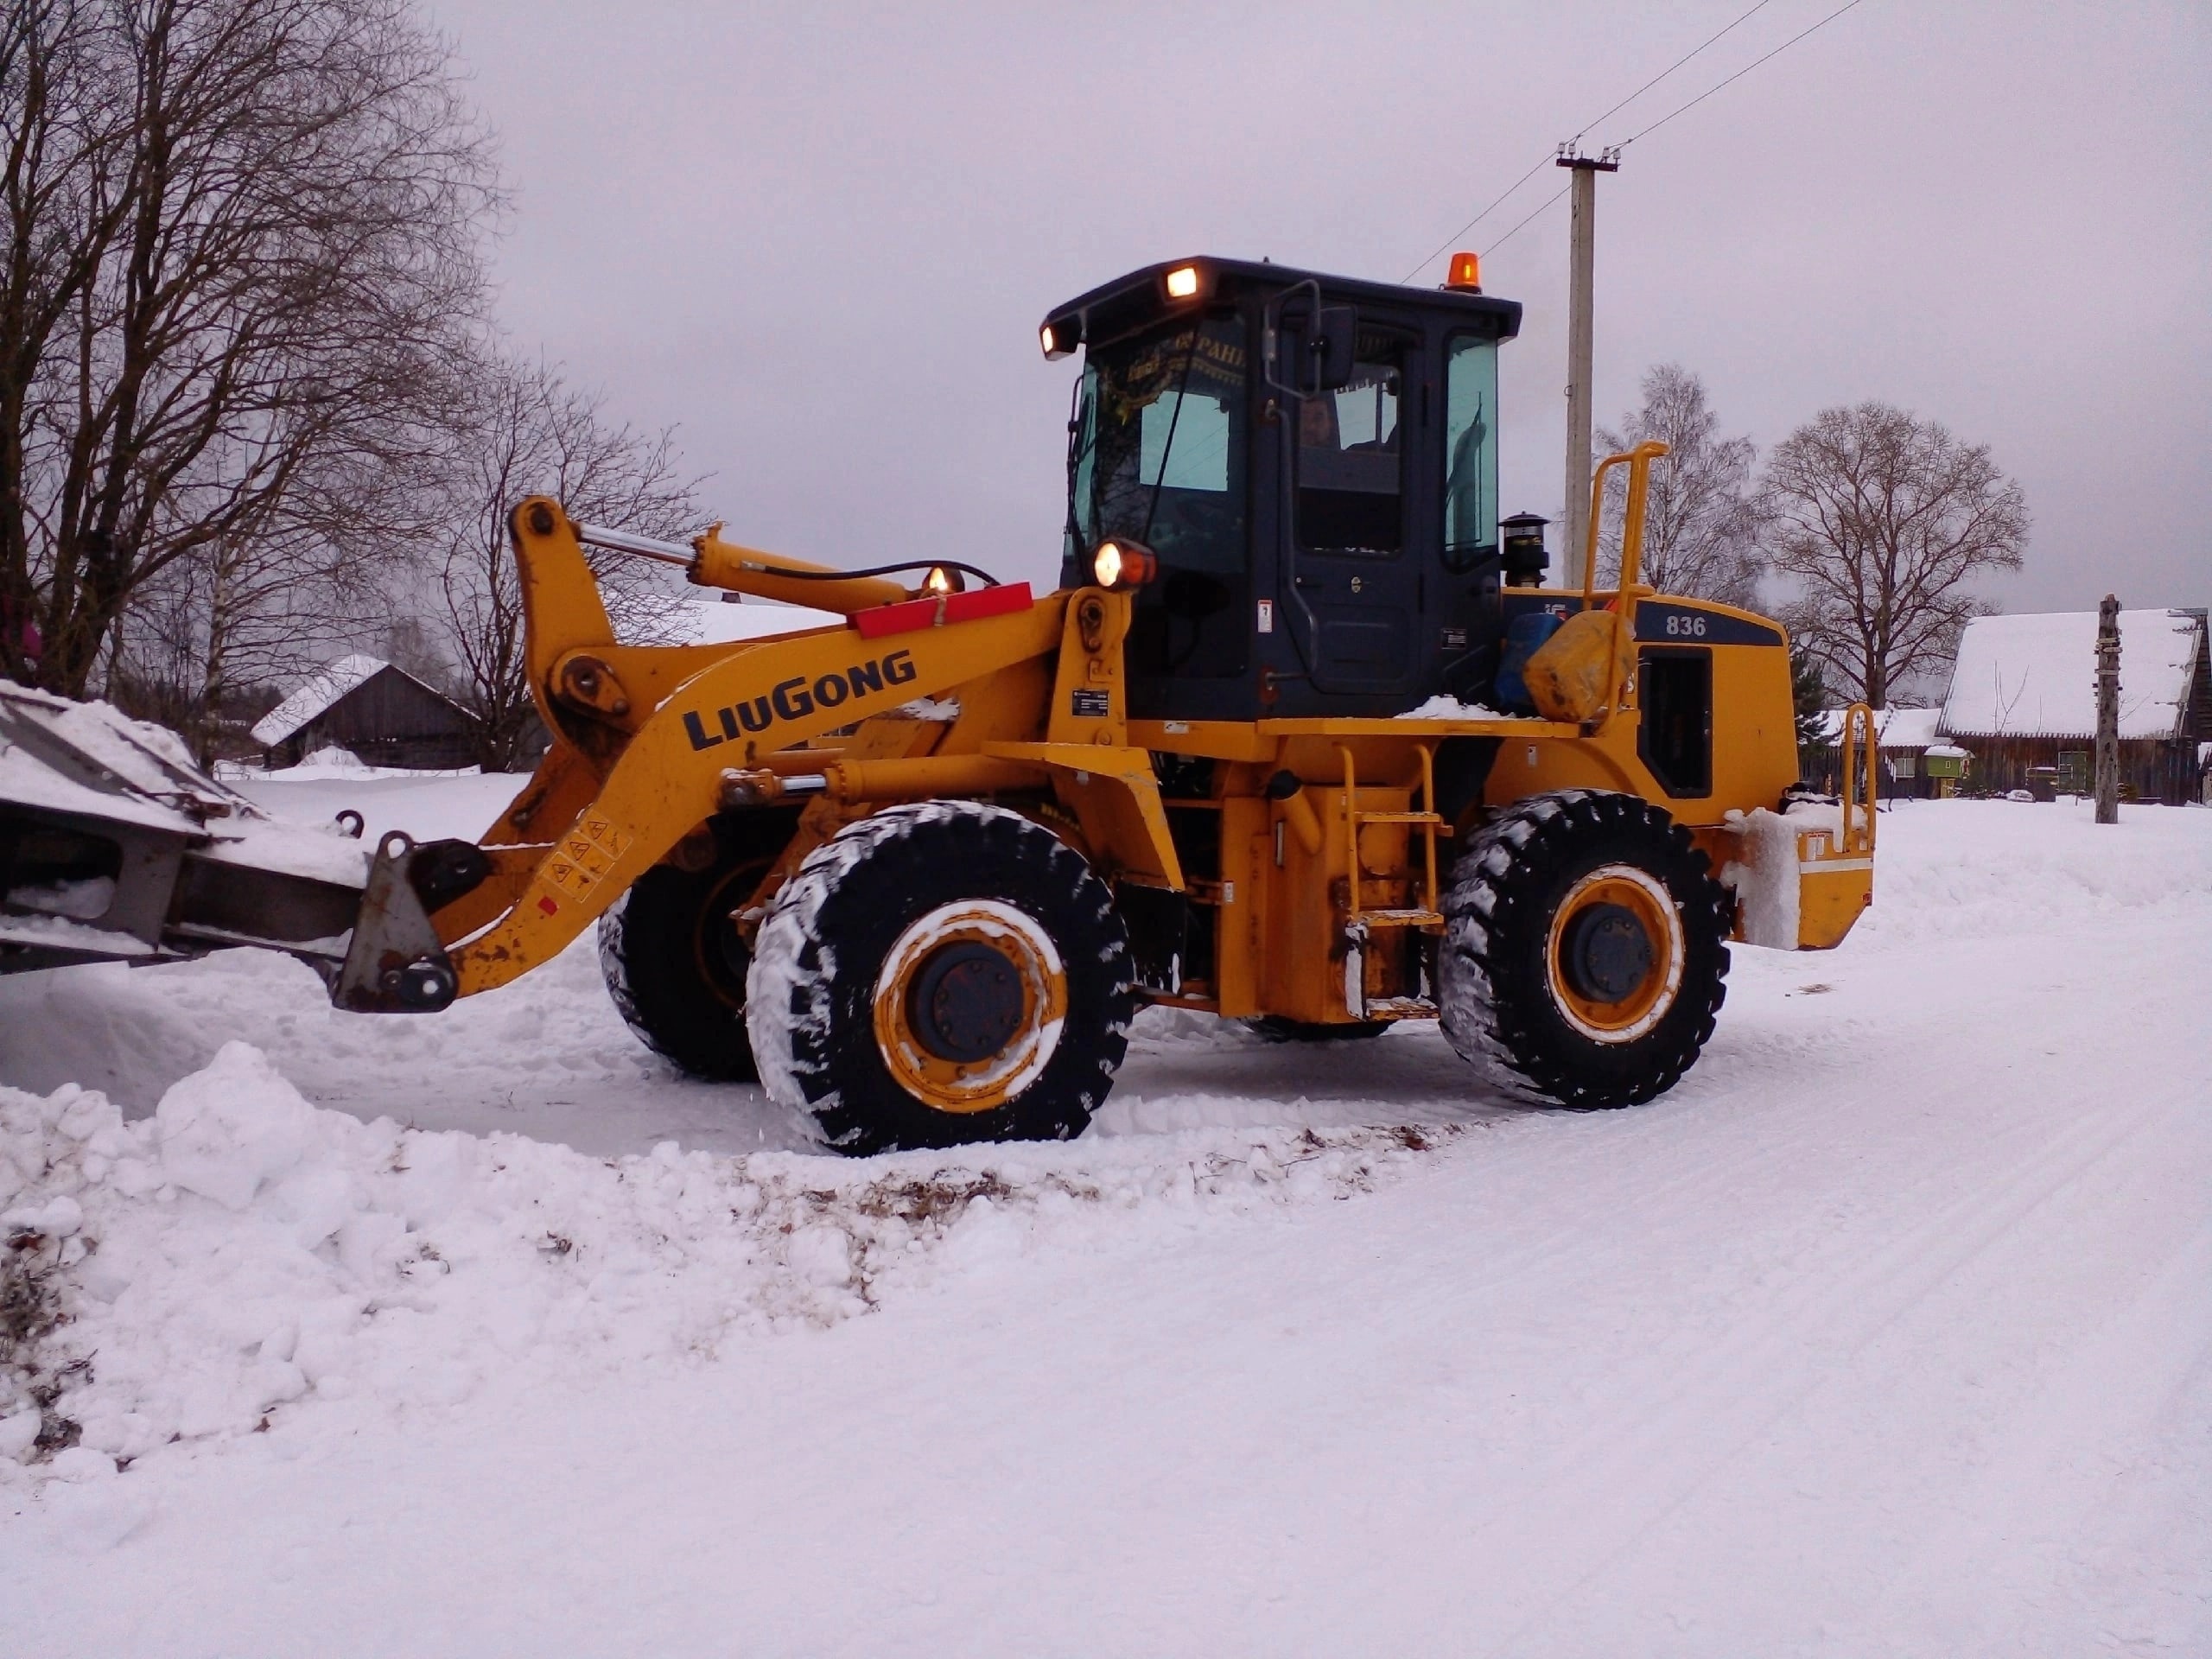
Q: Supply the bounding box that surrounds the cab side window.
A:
[1295,346,1403,556]
[1442,335,1499,572]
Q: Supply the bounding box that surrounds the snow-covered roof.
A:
[1939,610,2204,741]
[1810,706,1943,749]
[251,655,397,747]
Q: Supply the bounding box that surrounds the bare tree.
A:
[0,0,496,696]
[422,352,704,771]
[1759,402,2027,707]
[1594,364,1763,607]
[99,429,434,758]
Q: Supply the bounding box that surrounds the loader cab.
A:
[1046,257,1522,721]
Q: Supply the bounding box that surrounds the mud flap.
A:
[334,832,460,1012]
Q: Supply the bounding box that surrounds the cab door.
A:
[1279,326,1424,702]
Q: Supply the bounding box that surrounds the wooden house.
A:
[1936,609,2209,804]
[252,655,477,771]
[1802,706,1953,798]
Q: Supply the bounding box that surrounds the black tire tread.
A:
[1438,788,1732,1109]
[596,815,791,1082]
[747,801,1135,1155]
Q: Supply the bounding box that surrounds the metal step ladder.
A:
[1337,744,1448,1020]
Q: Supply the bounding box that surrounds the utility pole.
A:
[1558,146,1619,590]
[2094,594,2120,823]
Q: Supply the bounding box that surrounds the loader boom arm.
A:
[395,499,1072,997]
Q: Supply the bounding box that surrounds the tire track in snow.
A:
[1332,911,2205,1649]
[1469,1073,2193,1650]
[1847,1216,2212,1654]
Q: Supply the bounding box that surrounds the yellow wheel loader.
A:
[0,256,1877,1154]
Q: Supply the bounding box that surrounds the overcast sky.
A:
[426,0,2209,618]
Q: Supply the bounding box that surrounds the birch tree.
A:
[1595,364,1763,607]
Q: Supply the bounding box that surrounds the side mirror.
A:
[1310,306,1357,391]
[1262,281,1359,398]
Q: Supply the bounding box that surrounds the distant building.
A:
[252,654,477,771]
[1805,706,1957,798]
[1936,609,2209,804]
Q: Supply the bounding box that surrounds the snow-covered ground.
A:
[2,781,2207,1656]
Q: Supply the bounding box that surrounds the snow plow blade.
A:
[0,682,399,983]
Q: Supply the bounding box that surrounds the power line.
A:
[1616,0,1869,149]
[1401,153,1554,284]
[1489,0,1867,261]
[1567,0,1781,146]
[1402,0,1781,281]
[1482,184,1571,260]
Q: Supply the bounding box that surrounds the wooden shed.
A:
[1936,609,2209,804]
[1805,706,1949,798]
[252,654,477,771]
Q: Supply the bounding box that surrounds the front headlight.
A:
[1092,539,1158,590]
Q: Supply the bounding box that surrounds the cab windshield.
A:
[1066,315,1247,581]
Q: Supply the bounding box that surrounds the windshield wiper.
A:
[1063,374,1094,550]
[1138,329,1203,550]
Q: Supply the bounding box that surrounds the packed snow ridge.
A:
[0,1041,1464,1489]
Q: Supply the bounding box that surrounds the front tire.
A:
[1438,789,1730,1108]
[747,802,1135,1155]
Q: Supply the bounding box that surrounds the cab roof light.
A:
[1445,251,1482,292]
[1164,264,1202,300]
[1039,316,1080,360]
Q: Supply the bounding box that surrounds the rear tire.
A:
[597,816,790,1081]
[1438,789,1730,1109]
[747,802,1135,1155]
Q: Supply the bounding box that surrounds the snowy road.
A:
[3,786,2208,1656]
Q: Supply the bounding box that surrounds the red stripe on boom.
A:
[852,582,1033,639]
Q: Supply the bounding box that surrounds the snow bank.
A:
[234,744,486,782]
[1848,798,2212,948]
[0,1041,1466,1490]
[227,768,521,849]
[1715,798,2212,955]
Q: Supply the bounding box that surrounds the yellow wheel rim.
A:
[872,900,1069,1114]
[1544,864,1685,1044]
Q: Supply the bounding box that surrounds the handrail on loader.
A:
[1516,440,1671,728]
[1838,702,1878,855]
[1581,438,1670,719]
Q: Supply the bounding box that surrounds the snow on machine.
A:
[0,256,1877,1153]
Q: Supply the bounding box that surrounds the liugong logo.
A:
[682,648,918,749]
